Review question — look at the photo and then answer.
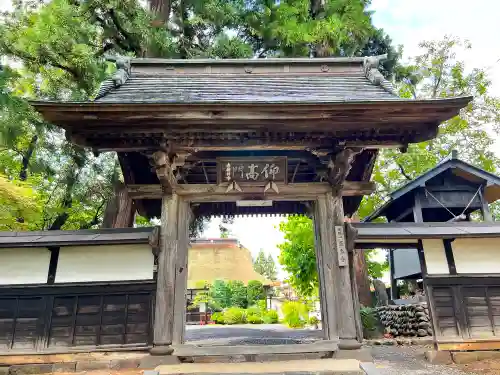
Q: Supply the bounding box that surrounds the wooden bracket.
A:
[327,148,363,188]
[344,222,358,253]
[149,226,161,255]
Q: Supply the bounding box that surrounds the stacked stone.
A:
[376,304,433,337]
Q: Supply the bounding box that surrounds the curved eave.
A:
[30,96,472,109]
[31,96,472,133]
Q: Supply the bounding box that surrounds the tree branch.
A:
[396,162,412,180]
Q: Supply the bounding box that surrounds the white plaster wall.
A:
[56,244,154,283]
[0,247,50,285]
[423,239,449,275]
[453,238,500,274]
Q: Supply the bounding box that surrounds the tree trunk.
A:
[148,0,171,24]
[101,180,135,228]
[354,249,373,307]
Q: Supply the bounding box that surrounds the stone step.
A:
[155,358,366,375]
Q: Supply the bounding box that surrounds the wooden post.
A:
[479,186,493,222]
[172,199,191,345]
[314,192,357,342]
[326,192,357,341]
[313,195,337,341]
[413,189,424,223]
[151,193,179,355]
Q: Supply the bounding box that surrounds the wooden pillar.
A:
[314,192,357,342]
[389,250,399,300]
[313,195,337,341]
[172,200,191,344]
[151,193,190,354]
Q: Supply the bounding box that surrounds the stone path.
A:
[185,324,322,346]
[370,346,477,375]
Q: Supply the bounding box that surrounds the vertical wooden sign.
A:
[335,225,348,267]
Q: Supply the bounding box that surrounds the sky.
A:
[1,0,499,280]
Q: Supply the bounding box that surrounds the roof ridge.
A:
[94,57,131,100]
[363,54,397,96]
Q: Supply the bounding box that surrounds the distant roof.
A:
[364,152,500,222]
[94,55,400,104]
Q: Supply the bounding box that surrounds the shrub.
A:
[247,280,265,306]
[282,301,308,328]
[263,309,279,324]
[360,306,379,338]
[246,306,262,317]
[223,307,246,324]
[247,314,263,324]
[210,312,225,324]
[308,316,320,326]
[256,299,267,311]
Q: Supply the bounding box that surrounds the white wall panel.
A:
[0,247,50,285]
[423,239,449,275]
[56,244,154,283]
[453,238,500,274]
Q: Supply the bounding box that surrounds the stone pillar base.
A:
[150,345,174,356]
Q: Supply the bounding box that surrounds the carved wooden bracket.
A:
[149,226,161,256]
[151,150,178,193]
[327,148,363,188]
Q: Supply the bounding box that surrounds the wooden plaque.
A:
[217,157,288,184]
[335,225,347,267]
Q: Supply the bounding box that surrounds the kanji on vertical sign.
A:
[335,226,347,267]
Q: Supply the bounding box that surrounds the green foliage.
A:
[358,36,500,221]
[308,316,320,326]
[360,307,379,338]
[281,301,309,328]
[263,309,279,324]
[277,216,316,297]
[247,314,263,324]
[278,216,388,296]
[247,280,265,306]
[256,299,268,312]
[223,307,247,325]
[210,280,232,309]
[210,311,225,324]
[228,280,248,308]
[253,249,278,281]
[189,290,215,311]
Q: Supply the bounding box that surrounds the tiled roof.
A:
[94,55,401,104]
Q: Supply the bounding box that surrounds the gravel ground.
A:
[371,346,478,375]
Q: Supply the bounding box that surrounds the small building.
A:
[364,151,500,299]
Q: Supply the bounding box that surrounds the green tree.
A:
[247,280,265,306]
[358,36,500,220]
[277,215,387,297]
[253,249,278,280]
[209,280,232,309]
[228,280,248,308]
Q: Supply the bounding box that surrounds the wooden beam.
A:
[127,181,375,200]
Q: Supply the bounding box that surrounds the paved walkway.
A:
[185,324,323,345]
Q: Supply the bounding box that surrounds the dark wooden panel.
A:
[428,277,500,344]
[431,287,460,338]
[0,282,155,352]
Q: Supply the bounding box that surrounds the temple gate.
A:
[31,55,469,356]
